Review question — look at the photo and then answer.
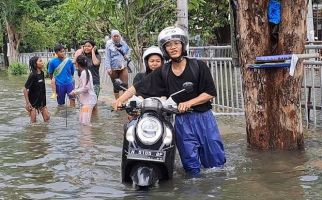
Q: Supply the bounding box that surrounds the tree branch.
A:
[76,7,104,35]
[138,4,166,27]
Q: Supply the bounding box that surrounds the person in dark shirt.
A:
[74,39,101,111]
[23,56,50,123]
[133,46,164,97]
[113,26,226,178]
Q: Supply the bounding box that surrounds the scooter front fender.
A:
[130,165,160,187]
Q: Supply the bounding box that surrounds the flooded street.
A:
[1,70,322,200]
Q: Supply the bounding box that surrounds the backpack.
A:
[161,58,200,91]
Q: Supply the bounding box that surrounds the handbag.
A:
[115,46,133,73]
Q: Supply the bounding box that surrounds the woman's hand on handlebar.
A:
[112,99,124,111]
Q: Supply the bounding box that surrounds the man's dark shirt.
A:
[134,58,217,112]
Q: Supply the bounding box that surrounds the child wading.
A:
[23,56,50,123]
[69,55,97,125]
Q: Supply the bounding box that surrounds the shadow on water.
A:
[1,70,322,199]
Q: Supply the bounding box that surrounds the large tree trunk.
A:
[5,20,20,64]
[235,1,306,150]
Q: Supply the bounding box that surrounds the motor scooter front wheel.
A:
[130,164,161,187]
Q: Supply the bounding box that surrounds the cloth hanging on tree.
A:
[268,0,281,54]
[268,0,281,24]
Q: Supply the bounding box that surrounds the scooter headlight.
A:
[136,116,162,145]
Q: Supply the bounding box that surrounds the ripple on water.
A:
[300,175,319,182]
[301,184,312,189]
[26,192,66,200]
[82,186,126,198]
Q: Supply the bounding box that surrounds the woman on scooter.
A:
[113,26,226,178]
[133,46,163,84]
[133,46,164,98]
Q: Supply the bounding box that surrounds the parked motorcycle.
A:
[114,79,193,187]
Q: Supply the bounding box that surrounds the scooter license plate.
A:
[127,148,166,162]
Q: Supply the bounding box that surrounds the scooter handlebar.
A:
[162,106,193,114]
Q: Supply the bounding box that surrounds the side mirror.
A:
[114,78,123,86]
[113,78,127,91]
[169,82,194,98]
[182,82,193,93]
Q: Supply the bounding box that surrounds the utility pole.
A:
[176,0,189,50]
[307,0,315,42]
[176,0,188,35]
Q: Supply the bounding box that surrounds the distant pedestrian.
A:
[105,29,131,99]
[74,39,101,111]
[48,44,76,107]
[23,56,50,123]
[69,55,97,126]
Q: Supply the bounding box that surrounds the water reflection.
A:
[25,124,49,157]
[220,150,308,200]
[0,124,55,199]
[80,125,94,148]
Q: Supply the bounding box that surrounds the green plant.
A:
[8,62,28,75]
[43,61,49,78]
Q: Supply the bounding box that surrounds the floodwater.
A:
[1,70,322,200]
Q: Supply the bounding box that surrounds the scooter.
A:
[114,79,193,188]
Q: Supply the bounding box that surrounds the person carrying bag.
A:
[105,30,131,99]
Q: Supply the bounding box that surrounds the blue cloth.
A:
[268,0,281,24]
[105,40,131,70]
[48,57,75,86]
[174,110,226,177]
[56,82,74,105]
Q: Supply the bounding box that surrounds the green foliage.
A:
[8,62,28,75]
[313,0,322,4]
[2,0,41,28]
[189,0,230,45]
[0,0,67,53]
[43,61,49,78]
[36,0,67,9]
[0,0,230,55]
[0,22,3,47]
[20,17,57,52]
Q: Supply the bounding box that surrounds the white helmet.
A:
[157,26,188,60]
[142,46,163,73]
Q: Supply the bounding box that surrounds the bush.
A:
[9,62,28,75]
[44,61,49,78]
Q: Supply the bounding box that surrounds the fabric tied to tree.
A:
[268,0,281,54]
[268,0,281,24]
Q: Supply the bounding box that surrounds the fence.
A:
[190,57,244,116]
[189,46,232,58]
[190,56,322,126]
[17,46,322,126]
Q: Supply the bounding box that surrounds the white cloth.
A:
[74,70,97,106]
[111,29,120,37]
[289,54,299,76]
